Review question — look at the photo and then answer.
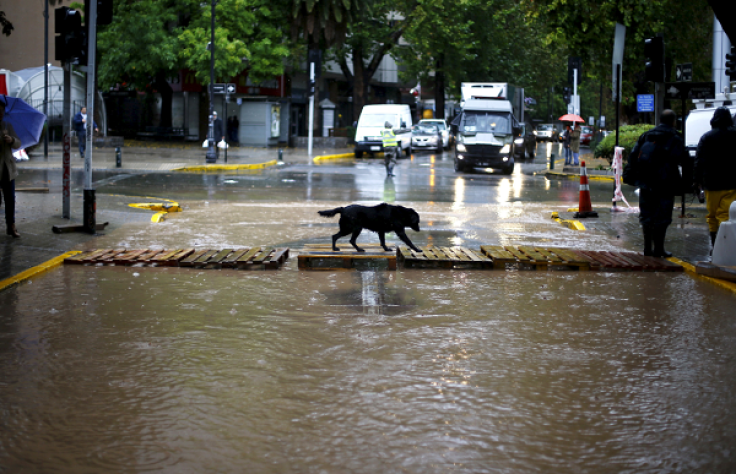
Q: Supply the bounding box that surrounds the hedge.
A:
[594,124,654,164]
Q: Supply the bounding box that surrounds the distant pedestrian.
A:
[0,101,22,237]
[627,109,688,257]
[381,121,398,176]
[211,111,224,159]
[570,123,581,165]
[694,106,736,253]
[228,115,239,143]
[72,106,98,159]
[563,125,572,165]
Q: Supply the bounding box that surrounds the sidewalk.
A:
[17,140,355,172]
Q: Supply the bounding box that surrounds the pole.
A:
[44,0,49,158]
[224,94,228,163]
[615,64,620,148]
[205,0,217,163]
[62,64,71,219]
[84,0,97,233]
[573,69,578,115]
[308,61,315,156]
[681,96,687,218]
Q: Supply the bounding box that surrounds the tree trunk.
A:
[154,73,173,128]
[435,59,445,119]
[352,46,366,122]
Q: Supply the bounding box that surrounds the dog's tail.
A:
[318,207,344,218]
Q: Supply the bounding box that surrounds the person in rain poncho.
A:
[0,101,22,237]
[381,121,399,176]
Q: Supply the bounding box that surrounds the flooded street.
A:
[1,265,735,472]
[2,143,732,472]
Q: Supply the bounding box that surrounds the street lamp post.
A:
[205,0,218,163]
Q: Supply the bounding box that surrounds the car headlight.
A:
[689,150,696,157]
[514,138,524,146]
[430,137,438,142]
[533,131,537,135]
[456,143,467,152]
[500,144,510,154]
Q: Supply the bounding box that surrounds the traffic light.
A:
[644,36,665,82]
[562,87,571,104]
[567,57,582,85]
[726,46,736,81]
[54,7,86,64]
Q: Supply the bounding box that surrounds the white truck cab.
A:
[354,104,413,158]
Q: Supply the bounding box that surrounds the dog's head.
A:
[407,208,420,232]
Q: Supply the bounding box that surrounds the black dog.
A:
[318,203,423,252]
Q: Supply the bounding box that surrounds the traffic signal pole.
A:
[308,61,315,156]
[84,0,97,233]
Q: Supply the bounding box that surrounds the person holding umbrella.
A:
[0,101,22,238]
[570,123,582,166]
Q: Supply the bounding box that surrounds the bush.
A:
[594,124,654,164]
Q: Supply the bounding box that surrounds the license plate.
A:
[370,146,380,151]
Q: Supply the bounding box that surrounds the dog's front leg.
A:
[378,232,391,252]
[350,228,364,252]
[396,230,422,252]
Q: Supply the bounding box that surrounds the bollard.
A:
[115,147,122,168]
[278,148,283,161]
[549,153,555,170]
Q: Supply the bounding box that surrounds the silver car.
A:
[411,124,443,153]
[418,119,450,149]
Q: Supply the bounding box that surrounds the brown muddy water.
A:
[1,263,735,473]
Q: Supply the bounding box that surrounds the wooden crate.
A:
[64,248,289,270]
[399,245,492,269]
[298,244,397,270]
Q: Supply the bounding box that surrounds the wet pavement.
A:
[1,140,731,473]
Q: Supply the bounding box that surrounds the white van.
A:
[354,104,413,158]
[685,105,736,158]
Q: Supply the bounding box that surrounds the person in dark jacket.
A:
[694,106,736,251]
[563,125,572,165]
[628,109,688,257]
[72,106,98,159]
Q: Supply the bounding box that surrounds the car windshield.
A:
[421,121,446,130]
[582,127,592,133]
[360,114,397,127]
[460,111,512,134]
[413,125,439,135]
[538,124,554,131]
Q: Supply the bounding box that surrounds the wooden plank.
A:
[80,249,114,262]
[162,248,194,266]
[264,248,290,269]
[179,249,209,267]
[604,251,643,270]
[581,251,623,268]
[534,247,564,264]
[547,248,589,265]
[151,249,182,262]
[635,255,683,272]
[457,247,487,262]
[442,247,469,262]
[114,249,149,264]
[571,250,603,270]
[99,249,127,262]
[518,246,548,263]
[64,252,92,264]
[204,249,234,268]
[252,248,275,264]
[221,248,249,268]
[237,247,262,263]
[504,246,533,263]
[192,250,219,268]
[421,247,439,260]
[136,250,165,263]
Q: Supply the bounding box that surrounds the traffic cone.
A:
[573,161,599,218]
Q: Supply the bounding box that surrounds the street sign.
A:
[637,94,655,112]
[675,63,693,82]
[213,83,236,95]
[665,82,715,100]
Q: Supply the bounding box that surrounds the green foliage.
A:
[594,124,654,163]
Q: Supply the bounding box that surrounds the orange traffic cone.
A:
[573,161,599,218]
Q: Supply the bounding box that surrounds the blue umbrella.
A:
[1,95,46,151]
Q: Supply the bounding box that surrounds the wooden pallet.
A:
[399,245,492,269]
[572,250,683,272]
[298,244,397,270]
[64,247,289,270]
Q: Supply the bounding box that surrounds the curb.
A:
[172,159,278,172]
[668,257,736,295]
[129,202,183,223]
[545,171,617,182]
[313,152,357,162]
[0,251,81,293]
[550,211,586,231]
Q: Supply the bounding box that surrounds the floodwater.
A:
[1,264,735,473]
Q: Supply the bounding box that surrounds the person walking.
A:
[570,123,581,166]
[0,102,22,237]
[627,109,688,257]
[694,106,736,253]
[72,106,98,159]
[563,125,572,165]
[381,121,399,176]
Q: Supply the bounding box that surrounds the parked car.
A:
[580,126,593,146]
[411,124,443,153]
[514,123,536,160]
[418,119,450,149]
[534,123,558,142]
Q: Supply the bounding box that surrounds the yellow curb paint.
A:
[313,152,358,162]
[668,257,736,295]
[172,159,278,172]
[0,251,82,293]
[129,203,182,212]
[151,211,167,223]
[550,212,586,231]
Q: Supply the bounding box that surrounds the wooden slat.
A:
[162,248,194,266]
[252,248,275,264]
[603,251,643,270]
[534,247,564,263]
[179,249,209,267]
[136,250,165,263]
[64,252,91,264]
[152,249,182,262]
[192,250,219,268]
[237,247,262,263]
[442,247,469,261]
[518,246,548,263]
[222,248,249,267]
[99,249,127,262]
[457,247,486,262]
[264,248,290,269]
[114,249,149,264]
[504,246,533,263]
[81,249,115,262]
[571,250,603,269]
[548,248,588,265]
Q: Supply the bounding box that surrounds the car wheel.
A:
[454,159,464,172]
[405,146,412,157]
[355,151,363,158]
[437,143,443,153]
[502,163,514,175]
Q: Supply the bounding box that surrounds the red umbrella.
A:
[558,114,584,123]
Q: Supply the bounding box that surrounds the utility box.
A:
[238,101,281,147]
[320,98,336,137]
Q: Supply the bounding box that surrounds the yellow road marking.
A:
[173,159,278,172]
[0,251,82,293]
[668,257,736,295]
